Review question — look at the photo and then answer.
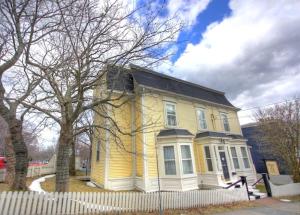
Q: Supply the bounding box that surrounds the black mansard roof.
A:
[106,64,236,108]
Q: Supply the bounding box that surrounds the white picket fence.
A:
[0,187,248,214]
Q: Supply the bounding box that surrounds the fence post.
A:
[262,173,272,197]
[240,176,250,200]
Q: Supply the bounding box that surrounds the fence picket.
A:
[52,192,59,214]
[3,192,11,215]
[25,192,34,215]
[56,192,62,214]
[0,186,250,214]
[31,191,39,215]
[13,192,23,214]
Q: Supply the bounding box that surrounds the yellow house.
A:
[90,65,257,192]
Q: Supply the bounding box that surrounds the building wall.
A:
[141,91,243,177]
[91,86,250,190]
[108,99,133,179]
[135,96,144,177]
[90,85,106,186]
[242,126,288,174]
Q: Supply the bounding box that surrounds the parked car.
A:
[0,157,6,169]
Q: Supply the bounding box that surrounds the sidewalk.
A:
[214,198,300,215]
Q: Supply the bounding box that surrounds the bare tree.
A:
[24,0,181,191]
[0,0,59,190]
[256,99,300,182]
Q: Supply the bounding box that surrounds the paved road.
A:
[215,200,300,215]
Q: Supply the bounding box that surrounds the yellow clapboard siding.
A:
[135,96,144,177]
[108,100,133,178]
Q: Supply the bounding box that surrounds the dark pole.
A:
[240,176,250,200]
[262,173,272,197]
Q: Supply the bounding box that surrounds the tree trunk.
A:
[9,118,28,190]
[69,140,76,176]
[56,125,72,192]
[4,135,15,186]
[292,159,300,183]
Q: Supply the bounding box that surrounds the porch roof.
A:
[195,131,245,139]
[157,129,193,137]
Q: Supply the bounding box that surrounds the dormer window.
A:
[165,102,177,127]
[197,108,207,130]
[220,113,230,132]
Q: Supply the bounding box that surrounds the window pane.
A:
[221,114,230,131]
[241,147,247,157]
[197,109,207,129]
[207,159,213,171]
[230,147,237,157]
[233,158,240,169]
[166,103,177,126]
[163,146,175,159]
[243,158,250,168]
[204,146,213,171]
[181,145,191,159]
[182,160,193,174]
[167,114,177,126]
[165,160,176,175]
[166,104,175,114]
[204,146,211,158]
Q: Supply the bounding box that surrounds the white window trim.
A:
[164,101,178,128]
[160,142,196,178]
[162,144,178,177]
[220,112,230,132]
[204,145,214,173]
[240,146,251,170]
[179,144,195,176]
[196,108,208,131]
[230,146,241,171]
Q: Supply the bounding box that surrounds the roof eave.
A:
[135,83,239,111]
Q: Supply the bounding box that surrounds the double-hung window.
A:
[230,147,240,169]
[165,103,177,127]
[204,146,213,171]
[163,146,176,175]
[180,145,193,174]
[241,147,250,169]
[221,113,230,132]
[197,108,207,130]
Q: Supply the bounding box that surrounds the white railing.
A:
[269,181,300,197]
[0,187,248,214]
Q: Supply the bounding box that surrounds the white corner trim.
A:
[131,99,136,178]
[104,105,111,189]
[141,92,148,190]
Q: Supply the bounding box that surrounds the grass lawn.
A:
[255,184,267,193]
[0,176,38,191]
[41,175,108,192]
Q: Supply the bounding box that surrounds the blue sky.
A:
[144,0,300,125]
[172,0,231,62]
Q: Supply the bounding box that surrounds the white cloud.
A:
[167,0,211,26]
[162,0,300,124]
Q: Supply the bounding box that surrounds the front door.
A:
[219,151,230,180]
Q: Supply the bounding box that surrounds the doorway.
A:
[219,151,230,180]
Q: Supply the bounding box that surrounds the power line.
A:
[237,98,299,112]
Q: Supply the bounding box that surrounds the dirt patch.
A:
[119,201,259,215]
